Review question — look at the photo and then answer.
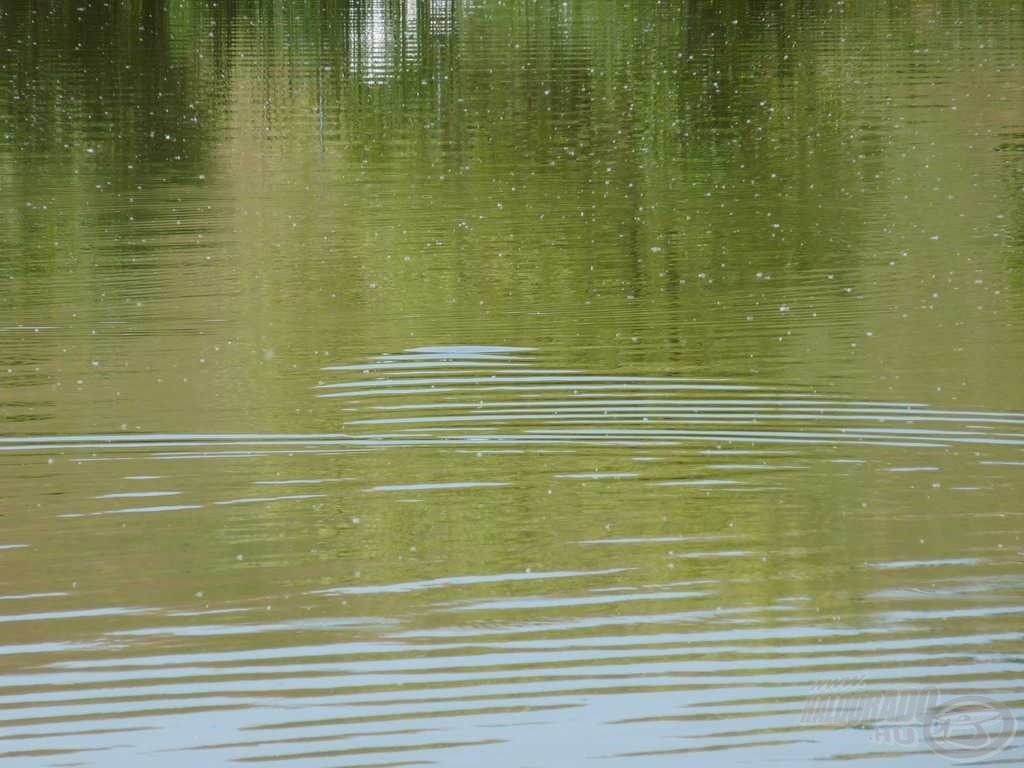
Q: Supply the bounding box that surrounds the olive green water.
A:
[1,1,1023,765]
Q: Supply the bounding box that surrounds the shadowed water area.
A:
[1,0,1023,765]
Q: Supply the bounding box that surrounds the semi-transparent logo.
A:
[801,676,1017,763]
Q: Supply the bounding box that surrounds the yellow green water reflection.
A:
[0,1,1022,765]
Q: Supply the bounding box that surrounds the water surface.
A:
[1,1,1023,765]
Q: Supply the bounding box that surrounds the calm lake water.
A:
[1,1,1023,765]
